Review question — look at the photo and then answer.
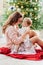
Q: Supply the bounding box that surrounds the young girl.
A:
[21,17,43,50]
[22,17,37,38]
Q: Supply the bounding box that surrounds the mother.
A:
[2,11,43,52]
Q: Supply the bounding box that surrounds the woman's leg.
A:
[30,36,43,49]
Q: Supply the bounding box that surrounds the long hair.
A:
[2,11,22,33]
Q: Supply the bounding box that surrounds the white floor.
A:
[0,54,43,65]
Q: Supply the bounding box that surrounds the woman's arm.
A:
[7,26,28,45]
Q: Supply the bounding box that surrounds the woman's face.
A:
[16,17,23,25]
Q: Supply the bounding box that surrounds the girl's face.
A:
[22,21,29,27]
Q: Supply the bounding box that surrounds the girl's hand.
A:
[22,30,29,40]
[25,27,30,34]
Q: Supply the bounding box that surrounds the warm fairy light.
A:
[36,0,38,2]
[22,12,25,14]
[30,0,32,2]
[17,8,21,12]
[34,8,37,10]
[18,3,20,4]
[14,3,15,6]
[26,8,28,11]
[21,6,23,8]
[35,17,37,20]
[30,12,32,16]
[16,6,18,8]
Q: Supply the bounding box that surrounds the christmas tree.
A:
[3,0,42,29]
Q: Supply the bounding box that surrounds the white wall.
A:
[0,0,3,15]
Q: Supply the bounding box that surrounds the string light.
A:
[35,17,37,20]
[26,8,28,11]
[36,0,38,2]
[22,12,25,15]
[30,12,32,16]
[18,3,20,5]
[17,8,21,12]
[30,0,32,2]
[21,6,23,8]
[14,3,15,6]
[34,8,37,10]
[25,0,26,1]
[16,6,18,8]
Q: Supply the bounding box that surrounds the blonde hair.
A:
[23,17,32,26]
